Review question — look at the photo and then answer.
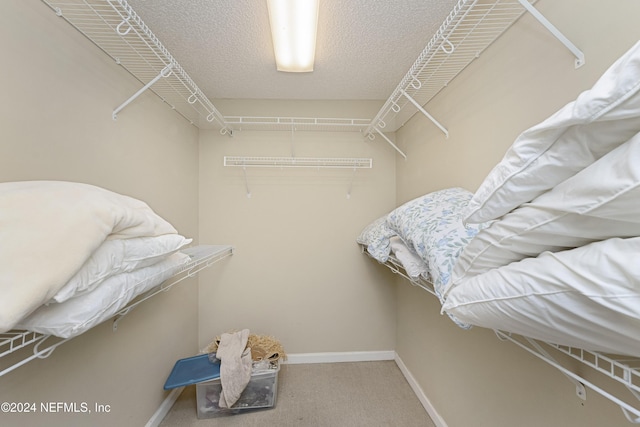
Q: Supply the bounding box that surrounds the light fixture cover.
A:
[267,0,319,72]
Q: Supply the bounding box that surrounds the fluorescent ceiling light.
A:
[267,0,319,72]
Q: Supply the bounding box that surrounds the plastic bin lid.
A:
[163,354,221,390]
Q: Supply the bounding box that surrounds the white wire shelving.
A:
[366,0,584,158]
[0,245,233,378]
[360,244,640,424]
[39,0,374,135]
[41,0,231,133]
[40,0,584,144]
[224,117,371,133]
[224,156,372,169]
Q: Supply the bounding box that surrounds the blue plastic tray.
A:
[163,354,221,390]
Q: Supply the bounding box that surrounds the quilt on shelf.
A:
[359,40,640,357]
[0,180,193,338]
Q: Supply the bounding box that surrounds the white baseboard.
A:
[145,386,184,427]
[394,354,448,427]
[284,350,396,364]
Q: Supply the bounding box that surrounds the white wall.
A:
[394,0,640,426]
[0,2,200,426]
[197,99,398,354]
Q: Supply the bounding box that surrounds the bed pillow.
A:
[0,180,178,333]
[16,252,190,338]
[386,187,488,299]
[356,215,396,262]
[51,234,192,303]
[443,237,640,357]
[389,236,429,279]
[464,40,640,224]
[450,130,640,289]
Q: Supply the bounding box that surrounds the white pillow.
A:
[464,40,640,224]
[451,130,640,287]
[52,234,192,303]
[443,237,640,357]
[389,237,429,279]
[17,252,190,338]
[0,180,178,333]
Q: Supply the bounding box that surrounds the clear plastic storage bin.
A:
[196,361,280,418]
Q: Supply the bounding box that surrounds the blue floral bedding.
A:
[356,215,397,263]
[384,187,488,301]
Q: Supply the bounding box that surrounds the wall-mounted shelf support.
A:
[242,165,252,199]
[496,331,640,423]
[113,65,173,120]
[495,331,587,400]
[517,0,585,68]
[372,128,407,159]
[400,89,449,138]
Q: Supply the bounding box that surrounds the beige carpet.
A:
[159,360,436,426]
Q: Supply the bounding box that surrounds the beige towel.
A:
[215,329,252,408]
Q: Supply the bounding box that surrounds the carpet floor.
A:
[159,360,436,427]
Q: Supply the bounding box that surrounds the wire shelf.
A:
[366,0,531,136]
[223,116,371,133]
[0,245,233,378]
[41,0,230,132]
[224,156,372,169]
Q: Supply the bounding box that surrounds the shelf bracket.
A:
[346,167,357,199]
[523,336,587,400]
[372,128,407,159]
[242,165,252,199]
[112,65,173,120]
[400,90,449,138]
[518,0,585,68]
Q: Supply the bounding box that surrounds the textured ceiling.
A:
[126,0,460,101]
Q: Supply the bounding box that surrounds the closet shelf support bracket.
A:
[400,90,449,138]
[372,128,407,159]
[112,65,173,120]
[518,0,585,68]
[495,331,588,400]
[523,335,587,400]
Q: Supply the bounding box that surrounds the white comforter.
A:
[441,41,640,356]
[0,181,178,333]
